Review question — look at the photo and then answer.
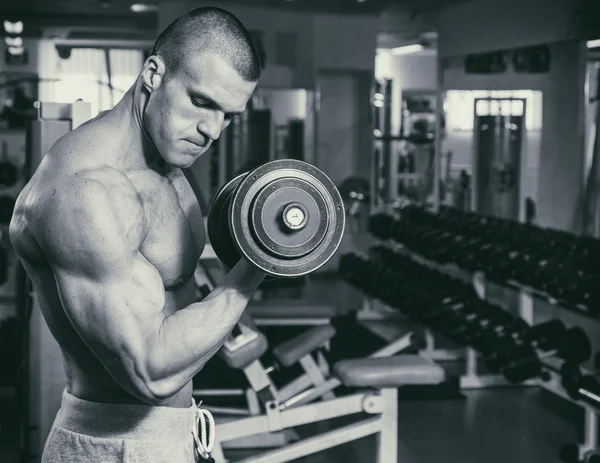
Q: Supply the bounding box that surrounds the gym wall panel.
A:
[316,70,373,272]
[437,0,591,58]
[316,71,359,186]
[313,14,378,72]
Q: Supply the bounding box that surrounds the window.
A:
[444,90,543,132]
[38,41,143,117]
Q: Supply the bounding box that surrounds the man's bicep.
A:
[52,259,166,394]
[53,262,165,352]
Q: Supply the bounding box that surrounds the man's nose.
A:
[198,111,225,141]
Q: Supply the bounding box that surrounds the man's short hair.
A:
[151,7,262,82]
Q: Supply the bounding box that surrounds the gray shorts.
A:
[41,390,200,463]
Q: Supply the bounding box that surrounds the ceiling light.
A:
[7,46,25,56]
[5,36,23,47]
[587,39,600,49]
[4,21,23,35]
[130,3,158,13]
[377,44,425,55]
[388,44,424,55]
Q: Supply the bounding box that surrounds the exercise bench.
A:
[209,353,445,463]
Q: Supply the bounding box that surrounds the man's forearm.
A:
[147,260,265,398]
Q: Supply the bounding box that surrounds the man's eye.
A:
[192,98,209,107]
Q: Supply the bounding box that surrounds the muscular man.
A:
[10,7,264,462]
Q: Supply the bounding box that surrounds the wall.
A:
[313,14,378,71]
[254,89,307,125]
[438,0,591,57]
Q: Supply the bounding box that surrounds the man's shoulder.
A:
[31,165,145,242]
[32,167,147,252]
[47,165,139,203]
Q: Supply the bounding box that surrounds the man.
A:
[9,7,265,462]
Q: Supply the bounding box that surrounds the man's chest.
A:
[128,169,205,290]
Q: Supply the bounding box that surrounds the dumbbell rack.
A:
[387,243,599,461]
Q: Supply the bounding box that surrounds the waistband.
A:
[54,389,197,442]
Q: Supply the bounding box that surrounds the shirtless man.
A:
[9,7,264,462]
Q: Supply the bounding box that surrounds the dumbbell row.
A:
[370,206,600,278]
[339,249,599,406]
[340,250,526,356]
[368,208,600,314]
[370,208,599,280]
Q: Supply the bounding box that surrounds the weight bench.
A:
[195,310,420,417]
[209,354,445,463]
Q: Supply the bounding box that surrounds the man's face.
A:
[144,52,257,168]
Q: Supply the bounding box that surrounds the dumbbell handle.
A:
[577,385,600,408]
[501,347,571,383]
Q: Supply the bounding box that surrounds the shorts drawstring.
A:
[192,400,215,461]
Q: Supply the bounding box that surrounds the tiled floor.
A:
[1,387,584,463]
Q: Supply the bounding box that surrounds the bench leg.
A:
[299,355,335,401]
[376,388,398,463]
[211,441,227,463]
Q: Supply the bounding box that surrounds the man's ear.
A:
[141,55,166,93]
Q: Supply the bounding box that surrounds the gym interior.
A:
[1,0,600,462]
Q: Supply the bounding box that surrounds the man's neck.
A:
[108,79,165,173]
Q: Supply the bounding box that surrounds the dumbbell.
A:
[368,213,395,240]
[560,352,600,408]
[482,319,566,373]
[500,327,592,384]
[207,159,345,278]
[415,295,480,331]
[559,443,600,463]
[338,176,369,218]
[441,303,524,352]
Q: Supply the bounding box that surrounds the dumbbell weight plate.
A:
[483,337,522,373]
[557,327,592,364]
[206,172,248,270]
[522,319,567,351]
[560,362,584,399]
[502,344,543,383]
[230,160,345,277]
[0,160,18,187]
